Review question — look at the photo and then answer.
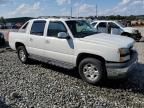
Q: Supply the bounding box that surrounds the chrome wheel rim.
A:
[19,50,26,62]
[83,63,99,81]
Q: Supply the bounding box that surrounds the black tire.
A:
[78,58,107,85]
[17,46,29,64]
[2,38,5,45]
[0,38,5,46]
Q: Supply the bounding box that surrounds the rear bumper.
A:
[106,51,138,78]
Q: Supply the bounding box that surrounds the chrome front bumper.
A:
[106,51,138,78]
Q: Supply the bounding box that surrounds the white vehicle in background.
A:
[91,20,142,41]
[9,18,137,85]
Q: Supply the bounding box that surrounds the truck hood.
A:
[79,33,135,48]
[123,27,138,33]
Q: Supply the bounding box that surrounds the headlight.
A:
[119,48,130,56]
[119,48,130,62]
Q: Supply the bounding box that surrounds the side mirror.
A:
[58,32,70,39]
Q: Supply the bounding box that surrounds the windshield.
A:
[116,21,125,28]
[66,20,97,38]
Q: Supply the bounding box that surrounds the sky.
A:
[0,0,144,18]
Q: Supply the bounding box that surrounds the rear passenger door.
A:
[43,21,74,64]
[27,20,46,56]
[97,22,108,33]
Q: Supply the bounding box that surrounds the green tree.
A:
[0,17,6,24]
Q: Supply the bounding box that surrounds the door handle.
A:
[45,40,50,44]
[30,38,33,42]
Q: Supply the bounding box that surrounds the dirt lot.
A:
[0,42,144,108]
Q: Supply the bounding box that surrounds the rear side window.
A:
[22,22,29,30]
[19,22,29,33]
[98,22,107,28]
[47,21,67,37]
[30,21,46,36]
[91,22,97,27]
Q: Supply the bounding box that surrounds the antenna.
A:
[95,4,98,17]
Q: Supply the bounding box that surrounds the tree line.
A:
[87,15,144,21]
[0,17,33,24]
[0,15,144,24]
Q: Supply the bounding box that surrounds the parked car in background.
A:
[0,24,7,29]
[9,18,137,85]
[6,23,19,29]
[0,32,5,45]
[91,20,142,41]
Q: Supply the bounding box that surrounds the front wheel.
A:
[17,46,29,64]
[78,58,107,85]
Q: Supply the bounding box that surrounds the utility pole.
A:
[70,0,72,18]
[95,4,98,18]
[78,8,80,18]
[71,6,72,18]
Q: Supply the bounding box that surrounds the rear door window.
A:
[91,22,97,27]
[30,21,46,36]
[97,22,107,28]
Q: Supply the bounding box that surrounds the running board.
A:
[29,54,75,69]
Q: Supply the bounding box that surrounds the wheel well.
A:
[121,32,130,35]
[76,53,105,67]
[15,42,25,49]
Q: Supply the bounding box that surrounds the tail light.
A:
[119,48,130,62]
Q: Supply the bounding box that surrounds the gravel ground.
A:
[0,43,144,108]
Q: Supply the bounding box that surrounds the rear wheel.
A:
[2,38,5,45]
[78,58,106,85]
[17,46,29,64]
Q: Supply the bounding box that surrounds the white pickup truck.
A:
[9,18,138,85]
[91,20,142,41]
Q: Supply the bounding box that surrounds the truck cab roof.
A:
[29,18,83,22]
